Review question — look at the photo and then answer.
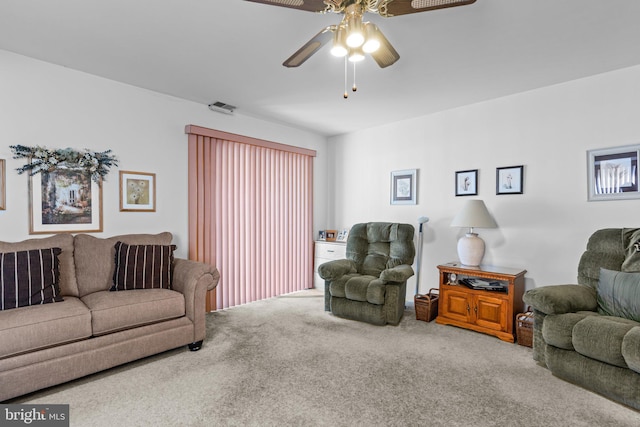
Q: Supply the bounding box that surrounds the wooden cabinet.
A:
[314,241,347,290]
[436,262,526,343]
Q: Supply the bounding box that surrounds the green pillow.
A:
[597,268,640,321]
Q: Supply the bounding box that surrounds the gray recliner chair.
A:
[318,222,415,326]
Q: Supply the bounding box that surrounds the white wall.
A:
[0,50,328,258]
[328,64,640,296]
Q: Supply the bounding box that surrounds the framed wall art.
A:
[30,169,102,234]
[0,159,5,210]
[120,171,156,212]
[455,169,478,196]
[587,145,640,201]
[390,169,417,205]
[496,165,524,195]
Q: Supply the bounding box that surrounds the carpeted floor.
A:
[12,289,640,426]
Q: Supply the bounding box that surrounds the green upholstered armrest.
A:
[523,284,597,315]
[318,259,356,281]
[380,264,414,283]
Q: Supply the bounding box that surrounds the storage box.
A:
[415,289,439,322]
[516,309,534,347]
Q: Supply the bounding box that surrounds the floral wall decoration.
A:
[9,145,118,182]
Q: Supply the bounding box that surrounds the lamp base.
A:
[457,233,485,266]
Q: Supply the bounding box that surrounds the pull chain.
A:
[352,61,357,92]
[343,56,348,99]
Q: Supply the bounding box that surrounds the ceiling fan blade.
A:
[370,29,399,68]
[380,0,476,17]
[244,0,330,13]
[283,26,334,67]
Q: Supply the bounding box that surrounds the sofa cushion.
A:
[622,327,640,374]
[1,248,63,310]
[111,242,176,291]
[74,232,172,297]
[597,268,640,322]
[0,297,91,359]
[342,275,386,305]
[81,289,185,336]
[542,312,597,350]
[572,315,640,368]
[0,234,78,297]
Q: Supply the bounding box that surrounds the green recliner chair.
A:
[318,222,415,326]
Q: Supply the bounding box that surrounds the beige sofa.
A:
[0,232,219,402]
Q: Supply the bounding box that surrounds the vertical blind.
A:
[185,125,316,311]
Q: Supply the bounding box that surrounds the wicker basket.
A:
[415,289,439,322]
[516,309,534,347]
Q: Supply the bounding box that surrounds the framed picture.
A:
[29,169,102,234]
[455,169,478,196]
[318,230,326,241]
[325,230,338,242]
[390,169,417,205]
[496,165,524,195]
[120,171,156,212]
[336,228,349,242]
[0,159,5,210]
[587,145,640,201]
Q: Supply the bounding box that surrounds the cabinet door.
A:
[474,294,508,332]
[442,288,471,323]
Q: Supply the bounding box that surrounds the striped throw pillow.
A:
[0,247,63,310]
[111,242,176,291]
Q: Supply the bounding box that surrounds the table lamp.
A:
[450,200,497,266]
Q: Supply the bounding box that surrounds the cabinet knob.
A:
[327,250,334,253]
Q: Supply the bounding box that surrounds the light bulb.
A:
[348,49,365,62]
[346,32,364,48]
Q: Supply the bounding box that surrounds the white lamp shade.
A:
[451,200,497,266]
[450,200,497,229]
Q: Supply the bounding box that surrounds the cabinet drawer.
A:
[315,243,346,260]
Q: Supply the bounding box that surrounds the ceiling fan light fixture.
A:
[362,23,381,53]
[330,25,348,57]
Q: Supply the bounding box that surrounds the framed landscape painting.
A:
[29,168,102,234]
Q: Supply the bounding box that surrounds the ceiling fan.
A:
[245,0,477,68]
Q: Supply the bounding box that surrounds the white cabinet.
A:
[314,241,347,290]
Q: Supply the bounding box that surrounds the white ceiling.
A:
[2,0,640,137]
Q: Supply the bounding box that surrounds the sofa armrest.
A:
[523,284,597,315]
[380,264,415,283]
[172,258,220,343]
[318,259,356,281]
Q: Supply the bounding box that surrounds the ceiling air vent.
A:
[208,101,236,115]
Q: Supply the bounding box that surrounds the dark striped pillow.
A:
[111,242,176,291]
[0,247,63,310]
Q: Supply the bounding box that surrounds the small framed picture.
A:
[325,230,338,242]
[496,165,524,195]
[120,171,156,212]
[391,169,417,205]
[336,228,349,242]
[455,169,478,196]
[587,144,640,201]
[0,159,5,210]
[318,230,326,241]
